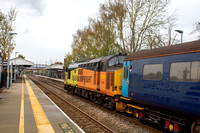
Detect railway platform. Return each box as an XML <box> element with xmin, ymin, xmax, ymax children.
<box><xmin>0</xmin><ymin>75</ymin><xmax>84</xmax><ymax>133</ymax></box>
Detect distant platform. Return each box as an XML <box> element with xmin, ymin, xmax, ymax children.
<box><xmin>0</xmin><ymin>76</ymin><xmax>84</xmax><ymax>133</ymax></box>
<box><xmin>36</xmin><ymin>75</ymin><xmax>64</xmax><ymax>82</ymax></box>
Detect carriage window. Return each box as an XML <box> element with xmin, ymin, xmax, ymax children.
<box><xmin>124</xmin><ymin>66</ymin><xmax>129</xmax><ymax>79</ymax></box>
<box><xmin>143</xmin><ymin>64</ymin><xmax>163</xmax><ymax>80</ymax></box>
<box><xmin>170</xmin><ymin>61</ymin><xmax>200</xmax><ymax>82</ymax></box>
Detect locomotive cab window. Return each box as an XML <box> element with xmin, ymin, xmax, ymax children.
<box><xmin>108</xmin><ymin>57</ymin><xmax>118</xmax><ymax>66</ymax></box>
<box><xmin>100</xmin><ymin>62</ymin><xmax>106</xmax><ymax>71</ymax></box>
<box><xmin>68</xmin><ymin>70</ymin><xmax>71</xmax><ymax>79</ymax></box>
<box><xmin>108</xmin><ymin>55</ymin><xmax>125</xmax><ymax>67</ymax></box>
<box><xmin>143</xmin><ymin>64</ymin><xmax>163</xmax><ymax>80</ymax></box>
<box><xmin>170</xmin><ymin>61</ymin><xmax>200</xmax><ymax>82</ymax></box>
<box><xmin>124</xmin><ymin>66</ymin><xmax>129</xmax><ymax>79</ymax></box>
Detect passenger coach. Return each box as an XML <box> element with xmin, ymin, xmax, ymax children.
<box><xmin>117</xmin><ymin>40</ymin><xmax>200</xmax><ymax>132</ymax></box>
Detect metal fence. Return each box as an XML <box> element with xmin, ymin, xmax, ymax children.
<box><xmin>0</xmin><ymin>71</ymin><xmax>7</xmax><ymax>92</ymax></box>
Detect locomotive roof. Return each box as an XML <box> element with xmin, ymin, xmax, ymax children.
<box><xmin>87</xmin><ymin>56</ymin><xmax>104</xmax><ymax>63</ymax></box>
<box><xmin>79</xmin><ymin>53</ymin><xmax>125</xmax><ymax>65</ymax></box>
<box><xmin>68</xmin><ymin>58</ymin><xmax>92</xmax><ymax>69</ymax></box>
<box><xmin>124</xmin><ymin>40</ymin><xmax>200</xmax><ymax>61</ymax></box>
<box><xmin>68</xmin><ymin>62</ymin><xmax>80</xmax><ymax>69</ymax></box>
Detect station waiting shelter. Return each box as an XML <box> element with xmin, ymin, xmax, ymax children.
<box><xmin>10</xmin><ymin>57</ymin><xmax>34</xmax><ymax>78</ymax></box>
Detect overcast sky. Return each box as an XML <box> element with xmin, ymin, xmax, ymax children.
<box><xmin>0</xmin><ymin>0</ymin><xmax>200</xmax><ymax>64</ymax></box>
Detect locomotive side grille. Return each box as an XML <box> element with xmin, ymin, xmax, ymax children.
<box><xmin>93</xmin><ymin>73</ymin><xmax>96</xmax><ymax>85</ymax></box>
<box><xmin>79</xmin><ymin>69</ymin><xmax>83</xmax><ymax>75</ymax></box>
<box><xmin>106</xmin><ymin>72</ymin><xmax>114</xmax><ymax>90</ymax></box>
<box><xmin>111</xmin><ymin>73</ymin><xmax>114</xmax><ymax>86</ymax></box>
<box><xmin>106</xmin><ymin>72</ymin><xmax>110</xmax><ymax>89</ymax></box>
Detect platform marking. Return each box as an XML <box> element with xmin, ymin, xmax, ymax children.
<box><xmin>59</xmin><ymin>123</ymin><xmax>76</xmax><ymax>133</ymax></box>
<box><xmin>25</xmin><ymin>76</ymin><xmax>55</xmax><ymax>133</ymax></box>
<box><xmin>19</xmin><ymin>77</ymin><xmax>24</xmax><ymax>133</ymax></box>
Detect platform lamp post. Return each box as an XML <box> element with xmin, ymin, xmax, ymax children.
<box><xmin>6</xmin><ymin>33</ymin><xmax>17</xmax><ymax>88</ymax></box>
<box><xmin>14</xmin><ymin>52</ymin><xmax>18</xmax><ymax>81</ymax></box>
<box><xmin>175</xmin><ymin>30</ymin><xmax>183</xmax><ymax>43</ymax></box>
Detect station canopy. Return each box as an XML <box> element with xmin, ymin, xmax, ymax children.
<box><xmin>10</xmin><ymin>57</ymin><xmax>34</xmax><ymax>68</ymax></box>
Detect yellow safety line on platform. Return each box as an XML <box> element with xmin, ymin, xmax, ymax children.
<box><xmin>25</xmin><ymin>76</ymin><xmax>55</xmax><ymax>133</ymax></box>
<box><xmin>19</xmin><ymin>76</ymin><xmax>24</xmax><ymax>133</ymax></box>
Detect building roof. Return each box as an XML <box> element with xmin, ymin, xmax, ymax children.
<box><xmin>10</xmin><ymin>57</ymin><xmax>34</xmax><ymax>66</ymax></box>
<box><xmin>45</xmin><ymin>64</ymin><xmax>64</xmax><ymax>70</ymax></box>
<box><xmin>124</xmin><ymin>40</ymin><xmax>200</xmax><ymax>61</ymax></box>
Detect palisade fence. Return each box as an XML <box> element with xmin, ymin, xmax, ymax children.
<box><xmin>0</xmin><ymin>71</ymin><xmax>7</xmax><ymax>92</ymax></box>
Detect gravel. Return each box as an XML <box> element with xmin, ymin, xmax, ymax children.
<box><xmin>59</xmin><ymin>91</ymin><xmax>152</xmax><ymax>133</ymax></box>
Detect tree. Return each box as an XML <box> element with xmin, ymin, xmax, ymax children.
<box><xmin>191</xmin><ymin>22</ymin><xmax>200</xmax><ymax>39</ymax></box>
<box><xmin>122</xmin><ymin>0</ymin><xmax>176</xmax><ymax>52</ymax></box>
<box><xmin>100</xmin><ymin>0</ymin><xmax>127</xmax><ymax>52</ymax></box>
<box><xmin>18</xmin><ymin>54</ymin><xmax>25</xmax><ymax>59</ymax></box>
<box><xmin>69</xmin><ymin>0</ymin><xmax>176</xmax><ymax>62</ymax></box>
<box><xmin>64</xmin><ymin>52</ymin><xmax>73</xmax><ymax>68</ymax></box>
<box><xmin>0</xmin><ymin>12</ymin><xmax>4</xmax><ymax>22</ymax></box>
<box><xmin>0</xmin><ymin>8</ymin><xmax>17</xmax><ymax>70</ymax></box>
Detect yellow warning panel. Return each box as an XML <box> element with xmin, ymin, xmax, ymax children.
<box><xmin>25</xmin><ymin>76</ymin><xmax>55</xmax><ymax>133</ymax></box>
<box><xmin>59</xmin><ymin>123</ymin><xmax>76</xmax><ymax>133</ymax></box>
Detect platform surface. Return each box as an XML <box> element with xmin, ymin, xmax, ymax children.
<box><xmin>0</xmin><ymin>76</ymin><xmax>84</xmax><ymax>133</ymax></box>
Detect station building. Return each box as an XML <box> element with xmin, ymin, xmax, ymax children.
<box><xmin>45</xmin><ymin>64</ymin><xmax>64</xmax><ymax>79</ymax></box>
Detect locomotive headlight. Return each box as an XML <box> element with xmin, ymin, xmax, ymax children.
<box><xmin>136</xmin><ymin>113</ymin><xmax>139</xmax><ymax>118</ymax></box>
<box><xmin>169</xmin><ymin>124</ymin><xmax>173</xmax><ymax>131</ymax></box>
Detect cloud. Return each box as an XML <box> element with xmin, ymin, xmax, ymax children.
<box><xmin>17</xmin><ymin>0</ymin><xmax>45</xmax><ymax>15</ymax></box>
<box><xmin>22</xmin><ymin>29</ymin><xmax>30</xmax><ymax>33</ymax></box>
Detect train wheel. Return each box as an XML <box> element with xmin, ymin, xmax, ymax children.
<box><xmin>191</xmin><ymin>121</ymin><xmax>200</xmax><ymax>133</ymax></box>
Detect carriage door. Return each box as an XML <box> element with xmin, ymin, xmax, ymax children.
<box><xmin>122</xmin><ymin>61</ymin><xmax>130</xmax><ymax>97</ymax></box>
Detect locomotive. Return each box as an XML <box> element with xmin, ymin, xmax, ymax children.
<box><xmin>64</xmin><ymin>54</ymin><xmax>126</xmax><ymax>109</ymax></box>
<box><xmin>64</xmin><ymin>40</ymin><xmax>200</xmax><ymax>133</ymax></box>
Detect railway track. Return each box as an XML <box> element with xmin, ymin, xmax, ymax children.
<box><xmin>29</xmin><ymin>76</ymin><xmax>114</xmax><ymax>133</ymax></box>
<box><xmin>29</xmin><ymin>75</ymin><xmax>163</xmax><ymax>133</ymax></box>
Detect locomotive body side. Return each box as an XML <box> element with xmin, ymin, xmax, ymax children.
<box><xmin>77</xmin><ymin>63</ymin><xmax>116</xmax><ymax>97</ymax></box>
<box><xmin>77</xmin><ymin>67</ymin><xmax>98</xmax><ymax>93</ymax></box>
